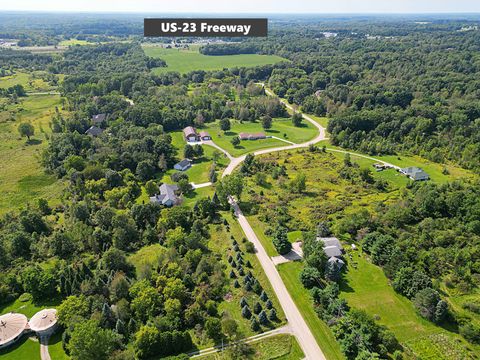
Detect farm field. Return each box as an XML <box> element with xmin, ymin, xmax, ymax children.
<box><xmin>196</xmin><ymin>334</ymin><xmax>304</xmax><ymax>360</ymax></box>
<box><xmin>340</xmin><ymin>250</ymin><xmax>477</xmax><ymax>359</ymax></box>
<box><xmin>277</xmin><ymin>262</ymin><xmax>345</xmax><ymax>360</ymax></box>
<box><xmin>143</xmin><ymin>45</ymin><xmax>286</xmax><ymax>74</ymax></box>
<box><xmin>0</xmin><ymin>94</ymin><xmax>65</xmax><ymax>214</ymax></box>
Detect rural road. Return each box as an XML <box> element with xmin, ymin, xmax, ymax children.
<box><xmin>229</xmin><ymin>196</ymin><xmax>326</xmax><ymax>360</ymax></box>
<box><xmin>190</xmin><ymin>325</ymin><xmax>291</xmax><ymax>358</ymax></box>
<box><xmin>39</xmin><ymin>336</ymin><xmax>51</xmax><ymax>360</ymax></box>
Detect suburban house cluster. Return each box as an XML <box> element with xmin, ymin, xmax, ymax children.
<box><xmin>183</xmin><ymin>126</ymin><xmax>211</xmax><ymax>142</ymax></box>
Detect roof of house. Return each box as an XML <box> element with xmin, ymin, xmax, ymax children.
<box><xmin>327</xmin><ymin>256</ymin><xmax>345</xmax><ymax>267</ymax></box>
<box><xmin>175</xmin><ymin>159</ymin><xmax>192</xmax><ymax>168</ymax></box>
<box><xmin>320</xmin><ymin>237</ymin><xmax>343</xmax><ymax>250</ymax></box>
<box><xmin>150</xmin><ymin>183</ymin><xmax>179</xmax><ymax>205</ymax></box>
<box><xmin>324</xmin><ymin>245</ymin><xmax>343</xmax><ymax>258</ymax></box>
<box><xmin>91</xmin><ymin>113</ymin><xmax>106</xmax><ymax>124</ymax></box>
<box><xmin>401</xmin><ymin>167</ymin><xmax>429</xmax><ymax>180</ymax></box>
<box><xmin>239</xmin><ymin>132</ymin><xmax>266</xmax><ymax>139</ymax></box>
<box><xmin>28</xmin><ymin>309</ymin><xmax>57</xmax><ymax>332</ymax></box>
<box><xmin>85</xmin><ymin>126</ymin><xmax>104</xmax><ymax>137</ymax></box>
<box><xmin>183</xmin><ymin>126</ymin><xmax>197</xmax><ymax>138</ymax></box>
<box><xmin>199</xmin><ymin>131</ymin><xmax>210</xmax><ymax>138</ymax></box>
<box><xmin>0</xmin><ymin>313</ymin><xmax>28</xmax><ymax>346</ymax></box>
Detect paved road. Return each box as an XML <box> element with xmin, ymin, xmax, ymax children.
<box><xmin>39</xmin><ymin>336</ymin><xmax>51</xmax><ymax>360</ymax></box>
<box><xmin>190</xmin><ymin>325</ymin><xmax>291</xmax><ymax>358</ymax></box>
<box><xmin>222</xmin><ymin>87</ymin><xmax>327</xmax><ymax>177</ymax></box>
<box><xmin>229</xmin><ymin>197</ymin><xmax>326</xmax><ymax>360</ymax></box>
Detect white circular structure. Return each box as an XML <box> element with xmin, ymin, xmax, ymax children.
<box><xmin>0</xmin><ymin>312</ymin><xmax>28</xmax><ymax>349</ymax></box>
<box><xmin>29</xmin><ymin>309</ymin><xmax>58</xmax><ymax>336</ymax></box>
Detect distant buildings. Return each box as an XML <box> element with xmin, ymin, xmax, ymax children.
<box><xmin>174</xmin><ymin>159</ymin><xmax>192</xmax><ymax>171</ymax></box>
<box><xmin>239</xmin><ymin>132</ymin><xmax>266</xmax><ymax>141</ymax></box>
<box><xmin>400</xmin><ymin>167</ymin><xmax>429</xmax><ymax>181</ymax></box>
<box><xmin>149</xmin><ymin>183</ymin><xmax>180</xmax><ymax>207</ymax></box>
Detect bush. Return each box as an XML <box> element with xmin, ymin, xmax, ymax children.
<box><xmin>245</xmin><ymin>242</ymin><xmax>255</xmax><ymax>253</ymax></box>
<box><xmin>241</xmin><ymin>305</ymin><xmax>252</xmax><ymax>319</ymax></box>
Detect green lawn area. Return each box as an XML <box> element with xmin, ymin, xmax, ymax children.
<box><xmin>196</xmin><ymin>334</ymin><xmax>304</xmax><ymax>360</ymax></box>
<box><xmin>0</xmin><ymin>296</ymin><xmax>61</xmax><ymax>318</ymax></box>
<box><xmin>204</xmin><ymin>118</ymin><xmax>317</xmax><ymax>157</ymax></box>
<box><xmin>58</xmin><ymin>39</ymin><xmax>92</xmax><ymax>46</ymax></box>
<box><xmin>0</xmin><ymin>94</ymin><xmax>65</xmax><ymax>214</ymax></box>
<box><xmin>143</xmin><ymin>45</ymin><xmax>286</xmax><ymax>74</ymax></box>
<box><xmin>0</xmin><ymin>71</ymin><xmax>54</xmax><ymax>92</ymax></box>
<box><xmin>0</xmin><ymin>336</ymin><xmax>41</xmax><ymax>360</ymax></box>
<box><xmin>48</xmin><ymin>332</ymin><xmax>70</xmax><ymax>360</ymax></box>
<box><xmin>340</xmin><ymin>250</ymin><xmax>476</xmax><ymax>359</ymax></box>
<box><xmin>128</xmin><ymin>243</ymin><xmax>166</xmax><ymax>276</ymax></box>
<box><xmin>277</xmin><ymin>262</ymin><xmax>345</xmax><ymax>360</ymax></box>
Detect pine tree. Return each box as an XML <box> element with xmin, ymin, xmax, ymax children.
<box><xmin>234</xmin><ymin>279</ymin><xmax>240</xmax><ymax>288</ymax></box>
<box><xmin>229</xmin><ymin>270</ymin><xmax>236</xmax><ymax>279</ymax></box>
<box><xmin>238</xmin><ymin>267</ymin><xmax>245</xmax><ymax>276</ymax></box>
<box><xmin>250</xmin><ymin>317</ymin><xmax>260</xmax><ymax>331</ymax></box>
<box><xmin>265</xmin><ymin>299</ymin><xmax>273</xmax><ymax>309</ymax></box>
<box><xmin>260</xmin><ymin>290</ymin><xmax>268</xmax><ymax>302</ymax></box>
<box><xmin>253</xmin><ymin>302</ymin><xmax>262</xmax><ymax>315</ymax></box>
<box><xmin>240</xmin><ymin>297</ymin><xmax>248</xmax><ymax>308</ymax></box>
<box><xmin>258</xmin><ymin>310</ymin><xmax>268</xmax><ymax>325</ymax></box>
<box><xmin>268</xmin><ymin>308</ymin><xmax>277</xmax><ymax>321</ymax></box>
<box><xmin>242</xmin><ymin>305</ymin><xmax>252</xmax><ymax>319</ymax></box>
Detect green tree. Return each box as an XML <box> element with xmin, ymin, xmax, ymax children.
<box><xmin>205</xmin><ymin>317</ymin><xmax>222</xmax><ymax>340</ymax></box>
<box><xmin>289</xmin><ymin>173</ymin><xmax>306</xmax><ymax>193</ymax></box>
<box><xmin>291</xmin><ymin>112</ymin><xmax>303</xmax><ymax>127</ymax></box>
<box><xmin>272</xmin><ymin>226</ymin><xmax>291</xmax><ymax>255</ymax></box>
<box><xmin>145</xmin><ymin>180</ymin><xmax>158</xmax><ymax>196</ymax></box>
<box><xmin>18</xmin><ymin>122</ymin><xmax>34</xmax><ymax>140</ymax></box>
<box><xmin>261</xmin><ymin>115</ymin><xmax>272</xmax><ymax>130</ymax></box>
<box><xmin>231</xmin><ymin>136</ymin><xmax>240</xmax><ymax>147</ymax></box>
<box><xmin>220</xmin><ymin>118</ymin><xmax>231</xmax><ymax>131</ymax></box>
<box><xmin>57</xmin><ymin>295</ymin><xmax>90</xmax><ymax>326</ymax></box>
<box><xmin>68</xmin><ymin>320</ymin><xmax>119</xmax><ymax>360</ymax></box>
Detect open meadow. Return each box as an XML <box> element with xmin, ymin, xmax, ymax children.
<box><xmin>143</xmin><ymin>45</ymin><xmax>286</xmax><ymax>74</ymax></box>
<box><xmin>0</xmin><ymin>94</ymin><xmax>65</xmax><ymax>214</ymax></box>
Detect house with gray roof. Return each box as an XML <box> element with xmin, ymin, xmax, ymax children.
<box><xmin>149</xmin><ymin>183</ymin><xmax>180</xmax><ymax>207</ymax></box>
<box><xmin>85</xmin><ymin>126</ymin><xmax>104</xmax><ymax>137</ymax></box>
<box><xmin>318</xmin><ymin>236</ymin><xmax>344</xmax><ymax>262</ymax></box>
<box><xmin>174</xmin><ymin>159</ymin><xmax>192</xmax><ymax>171</ymax></box>
<box><xmin>91</xmin><ymin>113</ymin><xmax>107</xmax><ymax>125</ymax></box>
<box><xmin>400</xmin><ymin>167</ymin><xmax>429</xmax><ymax>181</ymax></box>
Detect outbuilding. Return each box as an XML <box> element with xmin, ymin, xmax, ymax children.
<box><xmin>0</xmin><ymin>313</ymin><xmax>28</xmax><ymax>349</ymax></box>
<box><xmin>29</xmin><ymin>309</ymin><xmax>58</xmax><ymax>337</ymax></box>
<box><xmin>199</xmin><ymin>131</ymin><xmax>211</xmax><ymax>140</ymax></box>
<box><xmin>174</xmin><ymin>159</ymin><xmax>192</xmax><ymax>171</ymax></box>
<box><xmin>183</xmin><ymin>126</ymin><xmax>199</xmax><ymax>142</ymax></box>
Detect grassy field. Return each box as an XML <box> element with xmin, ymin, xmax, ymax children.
<box><xmin>340</xmin><ymin>250</ymin><xmax>477</xmax><ymax>359</ymax></box>
<box><xmin>0</xmin><ymin>71</ymin><xmax>55</xmax><ymax>92</ymax></box>
<box><xmin>0</xmin><ymin>94</ymin><xmax>65</xmax><ymax>214</ymax></box>
<box><xmin>48</xmin><ymin>332</ymin><xmax>70</xmax><ymax>360</ymax></box>
<box><xmin>143</xmin><ymin>45</ymin><xmax>286</xmax><ymax>74</ymax></box>
<box><xmin>277</xmin><ymin>262</ymin><xmax>345</xmax><ymax>360</ymax></box>
<box><xmin>203</xmin><ymin>118</ymin><xmax>317</xmax><ymax>157</ymax></box>
<box><xmin>196</xmin><ymin>334</ymin><xmax>304</xmax><ymax>360</ymax></box>
<box><xmin>58</xmin><ymin>39</ymin><xmax>92</xmax><ymax>46</ymax></box>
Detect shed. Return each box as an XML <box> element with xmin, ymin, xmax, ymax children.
<box><xmin>199</xmin><ymin>131</ymin><xmax>211</xmax><ymax>140</ymax></box>
<box><xmin>174</xmin><ymin>159</ymin><xmax>192</xmax><ymax>171</ymax></box>
<box><xmin>183</xmin><ymin>126</ymin><xmax>199</xmax><ymax>142</ymax></box>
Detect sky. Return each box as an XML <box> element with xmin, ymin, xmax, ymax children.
<box><xmin>1</xmin><ymin>0</ymin><xmax>480</xmax><ymax>14</ymax></box>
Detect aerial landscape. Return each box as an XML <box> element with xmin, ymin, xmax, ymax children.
<box><xmin>0</xmin><ymin>1</ymin><xmax>480</xmax><ymax>360</ymax></box>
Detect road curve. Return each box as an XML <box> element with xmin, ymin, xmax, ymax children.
<box><xmin>229</xmin><ymin>197</ymin><xmax>326</xmax><ymax>360</ymax></box>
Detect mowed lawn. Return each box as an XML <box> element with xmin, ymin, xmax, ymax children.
<box><xmin>143</xmin><ymin>45</ymin><xmax>286</xmax><ymax>74</ymax></box>
<box><xmin>204</xmin><ymin>118</ymin><xmax>318</xmax><ymax>157</ymax></box>
<box><xmin>0</xmin><ymin>336</ymin><xmax>41</xmax><ymax>360</ymax></box>
<box><xmin>340</xmin><ymin>250</ymin><xmax>476</xmax><ymax>359</ymax></box>
<box><xmin>196</xmin><ymin>334</ymin><xmax>304</xmax><ymax>360</ymax></box>
<box><xmin>277</xmin><ymin>262</ymin><xmax>345</xmax><ymax>360</ymax></box>
<box><xmin>0</xmin><ymin>94</ymin><xmax>65</xmax><ymax>214</ymax></box>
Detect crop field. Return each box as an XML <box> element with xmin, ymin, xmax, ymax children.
<box><xmin>0</xmin><ymin>94</ymin><xmax>65</xmax><ymax>214</ymax></box>
<box><xmin>143</xmin><ymin>45</ymin><xmax>286</xmax><ymax>74</ymax></box>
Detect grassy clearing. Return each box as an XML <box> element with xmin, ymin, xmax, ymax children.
<box><xmin>0</xmin><ymin>296</ymin><xmax>61</xmax><ymax>318</ymax></box>
<box><xmin>204</xmin><ymin>118</ymin><xmax>317</xmax><ymax>157</ymax></box>
<box><xmin>340</xmin><ymin>250</ymin><xmax>476</xmax><ymax>359</ymax></box>
<box><xmin>128</xmin><ymin>244</ymin><xmax>166</xmax><ymax>275</ymax></box>
<box><xmin>208</xmin><ymin>212</ymin><xmax>286</xmax><ymax>341</ymax></box>
<box><xmin>196</xmin><ymin>334</ymin><xmax>304</xmax><ymax>360</ymax></box>
<box><xmin>58</xmin><ymin>39</ymin><xmax>92</xmax><ymax>46</ymax></box>
<box><xmin>277</xmin><ymin>262</ymin><xmax>345</xmax><ymax>360</ymax></box>
<box><xmin>0</xmin><ymin>71</ymin><xmax>55</xmax><ymax>92</ymax></box>
<box><xmin>143</xmin><ymin>45</ymin><xmax>286</xmax><ymax>74</ymax></box>
<box><xmin>0</xmin><ymin>336</ymin><xmax>41</xmax><ymax>360</ymax></box>
<box><xmin>0</xmin><ymin>94</ymin><xmax>65</xmax><ymax>214</ymax></box>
